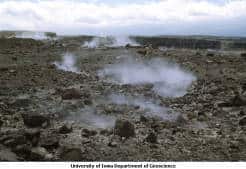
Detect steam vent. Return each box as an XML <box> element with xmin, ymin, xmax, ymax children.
<box><xmin>1</xmin><ymin>0</ymin><xmax>246</xmax><ymax>164</ymax></box>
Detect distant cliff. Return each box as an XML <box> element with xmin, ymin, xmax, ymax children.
<box><xmin>132</xmin><ymin>36</ymin><xmax>246</xmax><ymax>50</ymax></box>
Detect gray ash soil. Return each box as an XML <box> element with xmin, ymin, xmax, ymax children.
<box><xmin>0</xmin><ymin>37</ymin><xmax>246</xmax><ymax>161</ymax></box>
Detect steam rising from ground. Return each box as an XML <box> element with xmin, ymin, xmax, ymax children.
<box><xmin>99</xmin><ymin>57</ymin><xmax>196</xmax><ymax>97</ymax></box>
<box><xmin>66</xmin><ymin>106</ymin><xmax>116</xmax><ymax>128</ymax></box>
<box><xmin>108</xmin><ymin>94</ymin><xmax>178</xmax><ymax>120</ymax></box>
<box><xmin>54</xmin><ymin>53</ymin><xmax>79</xmax><ymax>73</ymax></box>
<box><xmin>83</xmin><ymin>36</ymin><xmax>139</xmax><ymax>48</ymax></box>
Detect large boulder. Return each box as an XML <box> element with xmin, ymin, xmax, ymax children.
<box><xmin>114</xmin><ymin>119</ymin><xmax>135</xmax><ymax>138</ymax></box>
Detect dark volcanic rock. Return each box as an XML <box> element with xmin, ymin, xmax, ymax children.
<box><xmin>0</xmin><ymin>146</ymin><xmax>18</xmax><ymax>161</ymax></box>
<box><xmin>24</xmin><ymin>128</ymin><xmax>41</xmax><ymax>146</ymax></box>
<box><xmin>108</xmin><ymin>141</ymin><xmax>117</xmax><ymax>147</ymax></box>
<box><xmin>145</xmin><ymin>132</ymin><xmax>158</xmax><ymax>143</ymax></box>
<box><xmin>58</xmin><ymin>124</ymin><xmax>73</xmax><ymax>134</ymax></box>
<box><xmin>176</xmin><ymin>114</ymin><xmax>187</xmax><ymax>125</ymax></box>
<box><xmin>231</xmin><ymin>95</ymin><xmax>246</xmax><ymax>107</ymax></box>
<box><xmin>0</xmin><ymin>130</ymin><xmax>26</xmax><ymax>147</ymax></box>
<box><xmin>62</xmin><ymin>88</ymin><xmax>81</xmax><ymax>100</ymax></box>
<box><xmin>9</xmin><ymin>97</ymin><xmax>30</xmax><ymax>108</ymax></box>
<box><xmin>30</xmin><ymin>147</ymin><xmax>52</xmax><ymax>161</ymax></box>
<box><xmin>241</xmin><ymin>52</ymin><xmax>246</xmax><ymax>59</ymax></box>
<box><xmin>239</xmin><ymin>116</ymin><xmax>246</xmax><ymax>126</ymax></box>
<box><xmin>40</xmin><ymin>131</ymin><xmax>59</xmax><ymax>149</ymax></box>
<box><xmin>140</xmin><ymin>115</ymin><xmax>149</xmax><ymax>123</ymax></box>
<box><xmin>22</xmin><ymin>113</ymin><xmax>49</xmax><ymax>128</ymax></box>
<box><xmin>59</xmin><ymin>147</ymin><xmax>82</xmax><ymax>161</ymax></box>
<box><xmin>0</xmin><ymin>119</ymin><xmax>3</xmax><ymax>128</ymax></box>
<box><xmin>81</xmin><ymin>128</ymin><xmax>97</xmax><ymax>138</ymax></box>
<box><xmin>114</xmin><ymin>119</ymin><xmax>135</xmax><ymax>138</ymax></box>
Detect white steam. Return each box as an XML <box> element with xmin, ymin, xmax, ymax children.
<box><xmin>54</xmin><ymin>53</ymin><xmax>79</xmax><ymax>73</ymax></box>
<box><xmin>99</xmin><ymin>58</ymin><xmax>196</xmax><ymax>97</ymax></box>
<box><xmin>68</xmin><ymin>107</ymin><xmax>116</xmax><ymax>128</ymax></box>
<box><xmin>108</xmin><ymin>94</ymin><xmax>178</xmax><ymax>120</ymax></box>
<box><xmin>83</xmin><ymin>35</ymin><xmax>139</xmax><ymax>48</ymax></box>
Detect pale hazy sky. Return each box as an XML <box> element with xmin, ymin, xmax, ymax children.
<box><xmin>0</xmin><ymin>0</ymin><xmax>246</xmax><ymax>36</ymax></box>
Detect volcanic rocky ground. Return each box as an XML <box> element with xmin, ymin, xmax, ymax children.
<box><xmin>0</xmin><ymin>36</ymin><xmax>246</xmax><ymax>161</ymax></box>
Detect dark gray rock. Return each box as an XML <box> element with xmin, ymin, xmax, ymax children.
<box><xmin>30</xmin><ymin>147</ymin><xmax>51</xmax><ymax>161</ymax></box>
<box><xmin>0</xmin><ymin>130</ymin><xmax>26</xmax><ymax>147</ymax></box>
<box><xmin>145</xmin><ymin>132</ymin><xmax>158</xmax><ymax>143</ymax></box>
<box><xmin>81</xmin><ymin>128</ymin><xmax>97</xmax><ymax>138</ymax></box>
<box><xmin>0</xmin><ymin>147</ymin><xmax>18</xmax><ymax>161</ymax></box>
<box><xmin>108</xmin><ymin>141</ymin><xmax>117</xmax><ymax>147</ymax></box>
<box><xmin>239</xmin><ymin>116</ymin><xmax>246</xmax><ymax>126</ymax></box>
<box><xmin>114</xmin><ymin>119</ymin><xmax>135</xmax><ymax>138</ymax></box>
<box><xmin>0</xmin><ymin>119</ymin><xmax>3</xmax><ymax>128</ymax></box>
<box><xmin>58</xmin><ymin>124</ymin><xmax>72</xmax><ymax>134</ymax></box>
<box><xmin>231</xmin><ymin>95</ymin><xmax>246</xmax><ymax>107</ymax></box>
<box><xmin>62</xmin><ymin>88</ymin><xmax>81</xmax><ymax>100</ymax></box>
<box><xmin>22</xmin><ymin>113</ymin><xmax>49</xmax><ymax>128</ymax></box>
<box><xmin>40</xmin><ymin>131</ymin><xmax>59</xmax><ymax>149</ymax></box>
<box><xmin>59</xmin><ymin>147</ymin><xmax>82</xmax><ymax>161</ymax></box>
<box><xmin>9</xmin><ymin>98</ymin><xmax>30</xmax><ymax>108</ymax></box>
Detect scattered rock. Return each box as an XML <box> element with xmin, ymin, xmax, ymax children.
<box><xmin>62</xmin><ymin>88</ymin><xmax>81</xmax><ymax>100</ymax></box>
<box><xmin>59</xmin><ymin>147</ymin><xmax>82</xmax><ymax>161</ymax></box>
<box><xmin>175</xmin><ymin>114</ymin><xmax>187</xmax><ymax>124</ymax></box>
<box><xmin>0</xmin><ymin>147</ymin><xmax>18</xmax><ymax>161</ymax></box>
<box><xmin>137</xmin><ymin>49</ymin><xmax>147</xmax><ymax>55</ymax></box>
<box><xmin>0</xmin><ymin>130</ymin><xmax>26</xmax><ymax>147</ymax></box>
<box><xmin>0</xmin><ymin>66</ymin><xmax>9</xmax><ymax>72</ymax></box>
<box><xmin>9</xmin><ymin>69</ymin><xmax>16</xmax><ymax>73</ymax></box>
<box><xmin>108</xmin><ymin>141</ymin><xmax>117</xmax><ymax>147</ymax></box>
<box><xmin>24</xmin><ymin>128</ymin><xmax>40</xmax><ymax>139</ymax></box>
<box><xmin>140</xmin><ymin>115</ymin><xmax>148</xmax><ymax>123</ymax></box>
<box><xmin>114</xmin><ymin>119</ymin><xmax>135</xmax><ymax>138</ymax></box>
<box><xmin>0</xmin><ymin>119</ymin><xmax>3</xmax><ymax>128</ymax></box>
<box><xmin>125</xmin><ymin>43</ymin><xmax>131</xmax><ymax>48</ymax></box>
<box><xmin>241</xmin><ymin>52</ymin><xmax>246</xmax><ymax>59</ymax></box>
<box><xmin>239</xmin><ymin>116</ymin><xmax>246</xmax><ymax>126</ymax></box>
<box><xmin>239</xmin><ymin>110</ymin><xmax>245</xmax><ymax>117</ymax></box>
<box><xmin>9</xmin><ymin>97</ymin><xmax>30</xmax><ymax>108</ymax></box>
<box><xmin>58</xmin><ymin>124</ymin><xmax>73</xmax><ymax>134</ymax></box>
<box><xmin>206</xmin><ymin>52</ymin><xmax>214</xmax><ymax>57</ymax></box>
<box><xmin>22</xmin><ymin>113</ymin><xmax>49</xmax><ymax>128</ymax></box>
<box><xmin>81</xmin><ymin>128</ymin><xmax>97</xmax><ymax>138</ymax></box>
<box><xmin>24</xmin><ymin>128</ymin><xmax>41</xmax><ymax>146</ymax></box>
<box><xmin>30</xmin><ymin>147</ymin><xmax>51</xmax><ymax>161</ymax></box>
<box><xmin>100</xmin><ymin>129</ymin><xmax>113</xmax><ymax>136</ymax></box>
<box><xmin>83</xmin><ymin>99</ymin><xmax>92</xmax><ymax>105</ymax></box>
<box><xmin>12</xmin><ymin>56</ymin><xmax>17</xmax><ymax>61</ymax></box>
<box><xmin>231</xmin><ymin>95</ymin><xmax>246</xmax><ymax>107</ymax></box>
<box><xmin>40</xmin><ymin>131</ymin><xmax>59</xmax><ymax>149</ymax></box>
<box><xmin>145</xmin><ymin>132</ymin><xmax>158</xmax><ymax>143</ymax></box>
